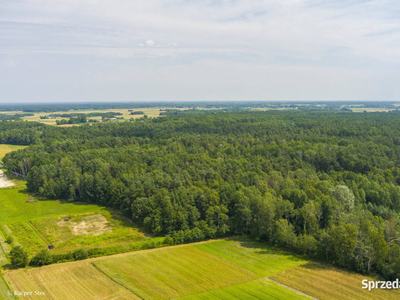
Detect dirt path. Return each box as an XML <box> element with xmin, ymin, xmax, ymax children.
<box><xmin>0</xmin><ymin>169</ymin><xmax>14</xmax><ymax>188</ymax></box>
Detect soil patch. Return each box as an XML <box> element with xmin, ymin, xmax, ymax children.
<box><xmin>0</xmin><ymin>169</ymin><xmax>14</xmax><ymax>188</ymax></box>
<box><xmin>57</xmin><ymin>214</ymin><xmax>112</xmax><ymax>236</ymax></box>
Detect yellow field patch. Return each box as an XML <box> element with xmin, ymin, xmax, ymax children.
<box><xmin>21</xmin><ymin>108</ymin><xmax>182</xmax><ymax>124</ymax></box>
<box><xmin>93</xmin><ymin>246</ymin><xmax>256</xmax><ymax>300</ymax></box>
<box><xmin>0</xmin><ymin>144</ymin><xmax>27</xmax><ymax>160</ymax></box>
<box><xmin>6</xmin><ymin>263</ymin><xmax>136</xmax><ymax>300</ymax></box>
<box><xmin>271</xmin><ymin>262</ymin><xmax>400</xmax><ymax>300</ymax></box>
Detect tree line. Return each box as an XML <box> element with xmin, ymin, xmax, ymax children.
<box><xmin>3</xmin><ymin>110</ymin><xmax>400</xmax><ymax>279</ymax></box>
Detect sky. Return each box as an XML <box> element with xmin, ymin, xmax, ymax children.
<box><xmin>1</xmin><ymin>0</ymin><xmax>400</xmax><ymax>103</ymax></box>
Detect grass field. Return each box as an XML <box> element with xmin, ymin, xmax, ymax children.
<box><xmin>5</xmin><ymin>239</ymin><xmax>400</xmax><ymax>300</ymax></box>
<box><xmin>0</xmin><ymin>187</ymin><xmax>152</xmax><ymax>258</ymax></box>
<box><xmin>271</xmin><ymin>262</ymin><xmax>400</xmax><ymax>300</ymax></box>
<box><xmin>178</xmin><ymin>278</ymin><xmax>311</xmax><ymax>300</ymax></box>
<box><xmin>196</xmin><ymin>240</ymin><xmax>305</xmax><ymax>276</ymax></box>
<box><xmin>0</xmin><ymin>144</ymin><xmax>27</xmax><ymax>161</ymax></box>
<box><xmin>0</xmin><ymin>275</ymin><xmax>15</xmax><ymax>300</ymax></box>
<box><xmin>6</xmin><ymin>263</ymin><xmax>135</xmax><ymax>300</ymax></box>
<box><xmin>27</xmin><ymin>211</ymin><xmax>146</xmax><ymax>254</ymax></box>
<box><xmin>93</xmin><ymin>246</ymin><xmax>257</xmax><ymax>300</ymax></box>
<box><xmin>0</xmin><ymin>187</ymin><xmax>105</xmax><ymax>224</ymax></box>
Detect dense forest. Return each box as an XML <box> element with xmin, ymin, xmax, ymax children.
<box><xmin>3</xmin><ymin>110</ymin><xmax>400</xmax><ymax>279</ymax></box>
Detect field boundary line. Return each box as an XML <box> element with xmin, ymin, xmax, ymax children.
<box><xmin>91</xmin><ymin>261</ymin><xmax>142</xmax><ymax>299</ymax></box>
<box><xmin>268</xmin><ymin>278</ymin><xmax>319</xmax><ymax>300</ymax></box>
<box><xmin>26</xmin><ymin>221</ymin><xmax>50</xmax><ymax>246</ymax></box>
<box><xmin>4</xmin><ymin>238</ymin><xmax>229</xmax><ymax>275</ymax></box>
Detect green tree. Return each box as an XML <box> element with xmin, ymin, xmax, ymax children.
<box><xmin>10</xmin><ymin>246</ymin><xmax>29</xmax><ymax>268</ymax></box>
<box><xmin>30</xmin><ymin>249</ymin><xmax>53</xmax><ymax>266</ymax></box>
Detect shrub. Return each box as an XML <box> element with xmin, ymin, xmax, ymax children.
<box><xmin>163</xmin><ymin>236</ymin><xmax>174</xmax><ymax>246</ymax></box>
<box><xmin>52</xmin><ymin>252</ymin><xmax>74</xmax><ymax>263</ymax></box>
<box><xmin>5</xmin><ymin>235</ymin><xmax>14</xmax><ymax>244</ymax></box>
<box><xmin>10</xmin><ymin>246</ymin><xmax>29</xmax><ymax>268</ymax></box>
<box><xmin>30</xmin><ymin>249</ymin><xmax>53</xmax><ymax>266</ymax></box>
<box><xmin>73</xmin><ymin>249</ymin><xmax>88</xmax><ymax>260</ymax></box>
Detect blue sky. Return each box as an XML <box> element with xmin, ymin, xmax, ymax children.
<box><xmin>1</xmin><ymin>0</ymin><xmax>400</xmax><ymax>102</ymax></box>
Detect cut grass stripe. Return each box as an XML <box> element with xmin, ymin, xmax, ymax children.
<box><xmin>196</xmin><ymin>240</ymin><xmax>306</xmax><ymax>277</ymax></box>
<box><xmin>178</xmin><ymin>279</ymin><xmax>312</xmax><ymax>300</ymax></box>
<box><xmin>93</xmin><ymin>246</ymin><xmax>256</xmax><ymax>300</ymax></box>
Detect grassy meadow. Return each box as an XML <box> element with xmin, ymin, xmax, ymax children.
<box><xmin>0</xmin><ymin>187</ymin><xmax>153</xmax><ymax>257</ymax></box>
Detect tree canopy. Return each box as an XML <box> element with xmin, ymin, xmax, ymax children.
<box><xmin>3</xmin><ymin>110</ymin><xmax>400</xmax><ymax>279</ymax></box>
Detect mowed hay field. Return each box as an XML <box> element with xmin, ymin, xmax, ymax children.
<box><xmin>6</xmin><ymin>263</ymin><xmax>136</xmax><ymax>300</ymax></box>
<box><xmin>92</xmin><ymin>246</ymin><xmax>257</xmax><ymax>299</ymax></box>
<box><xmin>271</xmin><ymin>262</ymin><xmax>400</xmax><ymax>300</ymax></box>
<box><xmin>5</xmin><ymin>240</ymin><xmax>308</xmax><ymax>300</ymax></box>
<box><xmin>178</xmin><ymin>278</ymin><xmax>311</xmax><ymax>300</ymax></box>
<box><xmin>195</xmin><ymin>240</ymin><xmax>304</xmax><ymax>276</ymax></box>
<box><xmin>0</xmin><ymin>144</ymin><xmax>27</xmax><ymax>160</ymax></box>
<box><xmin>5</xmin><ymin>239</ymin><xmax>400</xmax><ymax>299</ymax></box>
<box><xmin>0</xmin><ymin>276</ymin><xmax>14</xmax><ymax>300</ymax></box>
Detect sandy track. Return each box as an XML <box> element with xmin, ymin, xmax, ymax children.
<box><xmin>0</xmin><ymin>169</ymin><xmax>14</xmax><ymax>188</ymax></box>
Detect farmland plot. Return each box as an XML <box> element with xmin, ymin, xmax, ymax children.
<box><xmin>271</xmin><ymin>262</ymin><xmax>400</xmax><ymax>300</ymax></box>
<box><xmin>6</xmin><ymin>263</ymin><xmax>136</xmax><ymax>300</ymax></box>
<box><xmin>93</xmin><ymin>246</ymin><xmax>256</xmax><ymax>300</ymax></box>
<box><xmin>178</xmin><ymin>278</ymin><xmax>312</xmax><ymax>300</ymax></box>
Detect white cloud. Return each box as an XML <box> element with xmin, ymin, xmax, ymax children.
<box><xmin>1</xmin><ymin>60</ymin><xmax>17</xmax><ymax>68</ymax></box>
<box><xmin>144</xmin><ymin>39</ymin><xmax>156</xmax><ymax>47</ymax></box>
<box><xmin>1</xmin><ymin>0</ymin><xmax>400</xmax><ymax>101</ymax></box>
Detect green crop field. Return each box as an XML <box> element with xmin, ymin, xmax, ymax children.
<box><xmin>178</xmin><ymin>278</ymin><xmax>311</xmax><ymax>300</ymax></box>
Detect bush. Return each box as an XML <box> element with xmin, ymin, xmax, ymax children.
<box><xmin>52</xmin><ymin>252</ymin><xmax>74</xmax><ymax>263</ymax></box>
<box><xmin>73</xmin><ymin>249</ymin><xmax>88</xmax><ymax>260</ymax></box>
<box><xmin>163</xmin><ymin>236</ymin><xmax>174</xmax><ymax>246</ymax></box>
<box><xmin>30</xmin><ymin>249</ymin><xmax>53</xmax><ymax>266</ymax></box>
<box><xmin>10</xmin><ymin>246</ymin><xmax>29</xmax><ymax>268</ymax></box>
<box><xmin>5</xmin><ymin>235</ymin><xmax>14</xmax><ymax>244</ymax></box>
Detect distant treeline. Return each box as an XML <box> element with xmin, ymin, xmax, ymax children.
<box><xmin>130</xmin><ymin>111</ymin><xmax>145</xmax><ymax>115</ymax></box>
<box><xmin>41</xmin><ymin>112</ymin><xmax>122</xmax><ymax>119</ymax></box>
<box><xmin>5</xmin><ymin>110</ymin><xmax>400</xmax><ymax>280</ymax></box>
<box><xmin>0</xmin><ymin>113</ymin><xmax>34</xmax><ymax>121</ymax></box>
<box><xmin>0</xmin><ymin>101</ymin><xmax>399</xmax><ymax>113</ymax></box>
